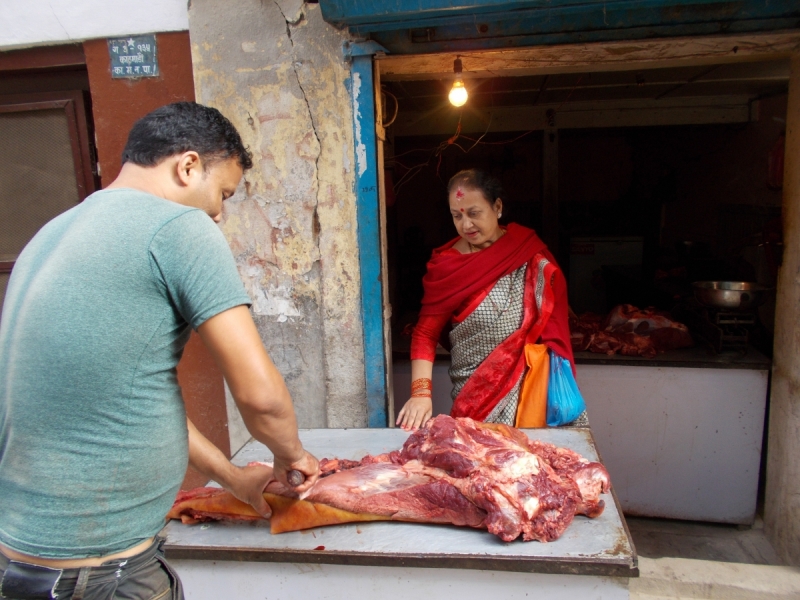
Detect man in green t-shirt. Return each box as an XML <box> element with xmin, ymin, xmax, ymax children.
<box><xmin>0</xmin><ymin>102</ymin><xmax>319</xmax><ymax>600</ymax></box>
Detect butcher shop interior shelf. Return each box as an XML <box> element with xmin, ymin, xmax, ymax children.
<box><xmin>162</xmin><ymin>428</ymin><xmax>637</xmax><ymax>578</ymax></box>
<box><xmin>573</xmin><ymin>344</ymin><xmax>770</xmax><ymax>370</ymax></box>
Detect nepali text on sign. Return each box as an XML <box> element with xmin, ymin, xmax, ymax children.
<box><xmin>108</xmin><ymin>35</ymin><xmax>158</xmax><ymax>79</ymax></box>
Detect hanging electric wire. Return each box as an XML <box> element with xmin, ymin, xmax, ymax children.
<box><xmin>386</xmin><ymin>73</ymin><xmax>586</xmax><ymax>194</ymax></box>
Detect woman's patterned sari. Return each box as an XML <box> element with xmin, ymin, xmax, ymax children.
<box><xmin>449</xmin><ymin>255</ymin><xmax>555</xmax><ymax>423</ymax></box>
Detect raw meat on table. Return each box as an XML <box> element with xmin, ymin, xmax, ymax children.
<box><xmin>169</xmin><ymin>416</ymin><xmax>611</xmax><ymax>543</ymax></box>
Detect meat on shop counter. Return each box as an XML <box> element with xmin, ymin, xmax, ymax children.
<box><xmin>162</xmin><ymin>427</ymin><xmax>637</xmax><ymax>600</ymax></box>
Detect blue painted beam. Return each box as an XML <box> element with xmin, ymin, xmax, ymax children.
<box><xmin>349</xmin><ymin>0</ymin><xmax>798</xmax><ymax>34</ymax></box>
<box><xmin>320</xmin><ymin>0</ymin><xmax>799</xmax><ymax>55</ymax></box>
<box><xmin>350</xmin><ymin>52</ymin><xmax>388</xmax><ymax>428</ymax></box>
<box><xmin>321</xmin><ymin>0</ymin><xmax>798</xmax><ymax>29</ymax></box>
<box><xmin>321</xmin><ymin>0</ymin><xmax>546</xmax><ymax>27</ymax></box>
<box><xmin>372</xmin><ymin>18</ymin><xmax>799</xmax><ymax>55</ymax></box>
<box><xmin>372</xmin><ymin>15</ymin><xmax>799</xmax><ymax>54</ymax></box>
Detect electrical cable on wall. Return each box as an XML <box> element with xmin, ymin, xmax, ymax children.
<box><xmin>386</xmin><ymin>74</ymin><xmax>586</xmax><ymax>194</ymax></box>
<box><xmin>382</xmin><ymin>88</ymin><xmax>399</xmax><ymax>128</ymax></box>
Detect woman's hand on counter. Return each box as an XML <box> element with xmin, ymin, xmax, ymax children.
<box><xmin>397</xmin><ymin>396</ymin><xmax>433</xmax><ymax>431</ymax></box>
<box><xmin>399</xmin><ymin>359</ymin><xmax>435</xmax><ymax>431</ymax></box>
<box><xmin>273</xmin><ymin>449</ymin><xmax>320</xmax><ymax>494</ymax></box>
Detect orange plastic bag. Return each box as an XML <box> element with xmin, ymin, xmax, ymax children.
<box><xmin>515</xmin><ymin>344</ymin><xmax>549</xmax><ymax>428</ymax></box>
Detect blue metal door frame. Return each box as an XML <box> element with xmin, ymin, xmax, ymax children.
<box><xmin>348</xmin><ymin>41</ymin><xmax>390</xmax><ymax>427</ymax></box>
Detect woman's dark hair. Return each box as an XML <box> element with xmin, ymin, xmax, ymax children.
<box><xmin>447</xmin><ymin>169</ymin><xmax>503</xmax><ymax>205</ymax></box>
<box><xmin>121</xmin><ymin>102</ymin><xmax>253</xmax><ymax>170</ymax></box>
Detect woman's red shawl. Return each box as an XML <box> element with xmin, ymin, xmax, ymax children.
<box><xmin>420</xmin><ymin>224</ymin><xmax>574</xmax><ymax>421</ymax></box>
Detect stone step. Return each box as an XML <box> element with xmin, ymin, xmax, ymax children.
<box><xmin>630</xmin><ymin>557</ymin><xmax>800</xmax><ymax>600</ymax></box>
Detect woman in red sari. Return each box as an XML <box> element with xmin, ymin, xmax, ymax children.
<box><xmin>397</xmin><ymin>169</ymin><xmax>585</xmax><ymax>431</ymax></box>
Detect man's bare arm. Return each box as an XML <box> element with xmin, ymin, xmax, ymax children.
<box><xmin>186</xmin><ymin>418</ymin><xmax>274</xmax><ymax>517</ymax></box>
<box><xmin>196</xmin><ymin>305</ymin><xmax>319</xmax><ymax>492</ymax></box>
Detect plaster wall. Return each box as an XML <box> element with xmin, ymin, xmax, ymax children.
<box><xmin>189</xmin><ymin>0</ymin><xmax>367</xmax><ymax>428</ymax></box>
<box><xmin>0</xmin><ymin>0</ymin><xmax>188</xmax><ymax>50</ymax></box>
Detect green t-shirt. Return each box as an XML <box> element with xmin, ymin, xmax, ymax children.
<box><xmin>0</xmin><ymin>189</ymin><xmax>251</xmax><ymax>558</ymax></box>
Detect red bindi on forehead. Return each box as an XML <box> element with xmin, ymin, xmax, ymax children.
<box><xmin>460</xmin><ymin>208</ymin><xmax>465</xmax><ymax>212</ymax></box>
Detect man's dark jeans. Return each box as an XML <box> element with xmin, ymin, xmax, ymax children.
<box><xmin>0</xmin><ymin>537</ymin><xmax>183</xmax><ymax>600</ymax></box>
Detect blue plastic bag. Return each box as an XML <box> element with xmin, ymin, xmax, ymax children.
<box><xmin>546</xmin><ymin>350</ymin><xmax>587</xmax><ymax>427</ymax></box>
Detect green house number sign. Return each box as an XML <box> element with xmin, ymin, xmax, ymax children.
<box><xmin>108</xmin><ymin>35</ymin><xmax>158</xmax><ymax>78</ymax></box>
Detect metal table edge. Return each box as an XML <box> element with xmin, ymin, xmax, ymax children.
<box><xmin>163</xmin><ymin>544</ymin><xmax>638</xmax><ymax>577</ymax></box>
<box><xmin>583</xmin><ymin>427</ymin><xmax>640</xmax><ymax>574</ymax></box>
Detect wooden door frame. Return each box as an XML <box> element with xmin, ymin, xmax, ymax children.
<box><xmin>377</xmin><ymin>31</ymin><xmax>800</xmax><ymax>80</ymax></box>
<box><xmin>373</xmin><ymin>59</ymin><xmax>395</xmax><ymax>425</ymax></box>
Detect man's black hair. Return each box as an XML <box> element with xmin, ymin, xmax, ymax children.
<box><xmin>447</xmin><ymin>169</ymin><xmax>504</xmax><ymax>204</ymax></box>
<box><xmin>121</xmin><ymin>102</ymin><xmax>253</xmax><ymax>171</ymax></box>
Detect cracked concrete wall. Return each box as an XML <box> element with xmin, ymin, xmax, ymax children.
<box><xmin>189</xmin><ymin>0</ymin><xmax>367</xmax><ymax>429</ymax></box>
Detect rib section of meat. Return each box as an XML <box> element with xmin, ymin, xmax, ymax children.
<box><xmin>571</xmin><ymin>304</ymin><xmax>693</xmax><ymax>358</ymax></box>
<box><xmin>168</xmin><ymin>415</ymin><xmax>611</xmax><ymax>543</ymax></box>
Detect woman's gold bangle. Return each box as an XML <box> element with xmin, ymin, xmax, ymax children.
<box><xmin>411</xmin><ymin>377</ymin><xmax>433</xmax><ymax>393</ymax></box>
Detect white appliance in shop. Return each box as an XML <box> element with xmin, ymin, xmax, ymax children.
<box><xmin>568</xmin><ymin>236</ymin><xmax>643</xmax><ymax>314</ymax></box>
<box><xmin>578</xmin><ymin>361</ymin><xmax>768</xmax><ymax>524</ymax></box>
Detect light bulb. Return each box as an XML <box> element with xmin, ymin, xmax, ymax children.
<box><xmin>449</xmin><ymin>78</ymin><xmax>468</xmax><ymax>107</ymax></box>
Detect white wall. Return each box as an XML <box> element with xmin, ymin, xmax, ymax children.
<box><xmin>0</xmin><ymin>0</ymin><xmax>188</xmax><ymax>50</ymax></box>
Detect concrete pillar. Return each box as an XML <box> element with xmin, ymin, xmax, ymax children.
<box><xmin>765</xmin><ymin>51</ymin><xmax>800</xmax><ymax>566</ymax></box>
<box><xmin>188</xmin><ymin>0</ymin><xmax>368</xmax><ymax>428</ymax></box>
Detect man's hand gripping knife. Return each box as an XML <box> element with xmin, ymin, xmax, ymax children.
<box><xmin>187</xmin><ymin>305</ymin><xmax>320</xmax><ymax>516</ymax></box>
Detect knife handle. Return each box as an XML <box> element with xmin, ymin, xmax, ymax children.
<box><xmin>287</xmin><ymin>469</ymin><xmax>305</xmax><ymax>487</ymax></box>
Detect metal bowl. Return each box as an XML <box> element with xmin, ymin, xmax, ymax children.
<box><xmin>692</xmin><ymin>281</ymin><xmax>769</xmax><ymax>310</ymax></box>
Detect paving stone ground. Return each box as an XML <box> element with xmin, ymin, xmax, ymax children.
<box><xmin>626</xmin><ymin>516</ymin><xmax>782</xmax><ymax>565</ymax></box>
<box><xmin>625</xmin><ymin>516</ymin><xmax>800</xmax><ymax>599</ymax></box>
